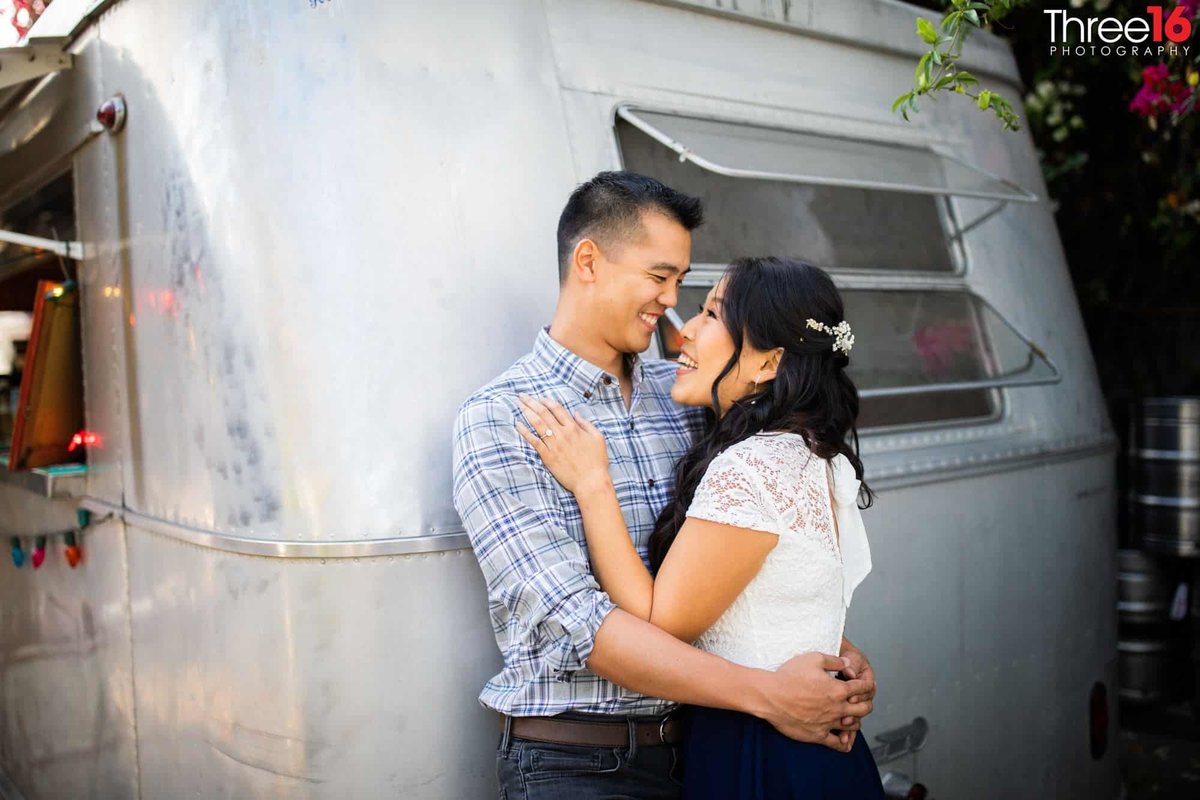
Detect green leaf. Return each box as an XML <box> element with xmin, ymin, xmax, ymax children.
<box><xmin>891</xmin><ymin>93</ymin><xmax>911</xmax><ymax>113</ymax></box>
<box><xmin>917</xmin><ymin>18</ymin><xmax>939</xmax><ymax>44</ymax></box>
<box><xmin>916</xmin><ymin>53</ymin><xmax>932</xmax><ymax>90</ymax></box>
<box><xmin>931</xmin><ymin>49</ymin><xmax>943</xmax><ymax>66</ymax></box>
<box><xmin>955</xmin><ymin>70</ymin><xmax>979</xmax><ymax>86</ymax></box>
<box><xmin>978</xmin><ymin>89</ymin><xmax>992</xmax><ymax>110</ymax></box>
<box><xmin>965</xmin><ymin>9</ymin><xmax>981</xmax><ymax>26</ymax></box>
<box><xmin>991</xmin><ymin>0</ymin><xmax>1016</xmax><ymax>21</ymax></box>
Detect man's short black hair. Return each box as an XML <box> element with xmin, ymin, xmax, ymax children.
<box><xmin>556</xmin><ymin>171</ymin><xmax>704</xmax><ymax>281</ymax></box>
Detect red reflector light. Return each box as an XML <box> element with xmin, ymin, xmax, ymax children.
<box><xmin>95</xmin><ymin>96</ymin><xmax>127</xmax><ymax>133</ymax></box>
<box><xmin>1089</xmin><ymin>681</ymin><xmax>1109</xmax><ymax>759</ymax></box>
<box><xmin>67</xmin><ymin>430</ymin><xmax>103</xmax><ymax>452</ymax></box>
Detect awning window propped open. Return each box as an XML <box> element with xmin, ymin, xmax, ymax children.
<box><xmin>616</xmin><ymin>107</ymin><xmax>1037</xmax><ymax>204</ymax></box>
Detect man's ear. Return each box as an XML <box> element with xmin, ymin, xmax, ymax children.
<box><xmin>572</xmin><ymin>238</ymin><xmax>600</xmax><ymax>284</ymax></box>
<box><xmin>755</xmin><ymin>348</ymin><xmax>785</xmax><ymax>383</ymax></box>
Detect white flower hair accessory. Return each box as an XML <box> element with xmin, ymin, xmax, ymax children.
<box><xmin>805</xmin><ymin>318</ymin><xmax>855</xmax><ymax>355</ymax></box>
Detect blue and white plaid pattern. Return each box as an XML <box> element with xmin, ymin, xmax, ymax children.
<box><xmin>453</xmin><ymin>328</ymin><xmax>705</xmax><ymax>716</ymax></box>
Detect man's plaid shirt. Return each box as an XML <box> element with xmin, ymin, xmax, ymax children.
<box><xmin>452</xmin><ymin>328</ymin><xmax>705</xmax><ymax>716</ymax></box>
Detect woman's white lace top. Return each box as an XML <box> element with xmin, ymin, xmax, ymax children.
<box><xmin>688</xmin><ymin>432</ymin><xmax>872</xmax><ymax>670</ymax></box>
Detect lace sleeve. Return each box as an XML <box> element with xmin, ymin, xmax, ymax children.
<box><xmin>686</xmin><ymin>449</ymin><xmax>779</xmax><ymax>535</ymax></box>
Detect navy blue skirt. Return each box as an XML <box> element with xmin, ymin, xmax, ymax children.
<box><xmin>682</xmin><ymin>706</ymin><xmax>885</xmax><ymax>800</ymax></box>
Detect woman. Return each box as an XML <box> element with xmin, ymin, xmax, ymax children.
<box><xmin>516</xmin><ymin>257</ymin><xmax>883</xmax><ymax>799</ymax></box>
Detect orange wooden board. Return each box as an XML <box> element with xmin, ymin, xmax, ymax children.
<box><xmin>8</xmin><ymin>281</ymin><xmax>84</xmax><ymax>471</ymax></box>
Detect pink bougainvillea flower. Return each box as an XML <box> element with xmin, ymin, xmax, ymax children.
<box><xmin>1179</xmin><ymin>0</ymin><xmax>1200</xmax><ymax>20</ymax></box>
<box><xmin>1143</xmin><ymin>64</ymin><xmax>1171</xmax><ymax>89</ymax></box>
<box><xmin>1130</xmin><ymin>63</ymin><xmax>1194</xmax><ymax>118</ymax></box>
<box><xmin>1130</xmin><ymin>89</ymin><xmax>1155</xmax><ymax>116</ymax></box>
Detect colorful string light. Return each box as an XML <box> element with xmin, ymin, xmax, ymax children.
<box><xmin>30</xmin><ymin>535</ymin><xmax>46</xmax><ymax>569</ymax></box>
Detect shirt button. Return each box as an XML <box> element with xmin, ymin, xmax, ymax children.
<box><xmin>647</xmin><ymin>478</ymin><xmax>656</xmax><ymax>488</ymax></box>
<box><xmin>583</xmin><ymin>391</ymin><xmax>592</xmax><ymax>399</ymax></box>
<box><xmin>629</xmin><ymin>420</ymin><xmax>635</xmax><ymax>430</ymax></box>
<box><xmin>602</xmin><ymin>376</ymin><xmax>613</xmax><ymax>385</ymax></box>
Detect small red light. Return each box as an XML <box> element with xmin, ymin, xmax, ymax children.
<box><xmin>95</xmin><ymin>96</ymin><xmax>127</xmax><ymax>133</ymax></box>
<box><xmin>31</xmin><ymin>536</ymin><xmax>46</xmax><ymax>569</ymax></box>
<box><xmin>68</xmin><ymin>430</ymin><xmax>103</xmax><ymax>452</ymax></box>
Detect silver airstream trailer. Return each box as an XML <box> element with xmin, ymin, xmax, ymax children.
<box><xmin>0</xmin><ymin>0</ymin><xmax>1118</xmax><ymax>797</ymax></box>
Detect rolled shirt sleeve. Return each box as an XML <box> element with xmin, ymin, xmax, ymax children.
<box><xmin>453</xmin><ymin>394</ymin><xmax>615</xmax><ymax>680</ymax></box>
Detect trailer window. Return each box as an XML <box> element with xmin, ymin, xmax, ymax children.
<box><xmin>0</xmin><ymin>173</ymin><xmax>86</xmax><ymax>469</ymax></box>
<box><xmin>657</xmin><ymin>282</ymin><xmax>1057</xmax><ymax>430</ymax></box>
<box><xmin>616</xmin><ymin>109</ymin><xmax>1035</xmax><ymax>274</ymax></box>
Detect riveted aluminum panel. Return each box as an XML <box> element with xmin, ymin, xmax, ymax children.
<box><xmin>0</xmin><ymin>490</ymin><xmax>137</xmax><ymax>799</ymax></box>
<box><xmin>92</xmin><ymin>0</ymin><xmax>573</xmax><ymax>541</ymax></box>
<box><xmin>124</xmin><ymin>528</ymin><xmax>499</xmax><ymax>799</ymax></box>
<box><xmin>62</xmin><ymin>27</ymin><xmax>131</xmax><ymax>512</ymax></box>
<box><xmin>850</xmin><ymin>453</ymin><xmax>1118</xmax><ymax>798</ymax></box>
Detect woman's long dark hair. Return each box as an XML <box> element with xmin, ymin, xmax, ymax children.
<box><xmin>648</xmin><ymin>256</ymin><xmax>874</xmax><ymax>572</ymax></box>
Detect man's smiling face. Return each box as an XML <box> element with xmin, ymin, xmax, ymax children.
<box><xmin>590</xmin><ymin>209</ymin><xmax>692</xmax><ymax>356</ymax></box>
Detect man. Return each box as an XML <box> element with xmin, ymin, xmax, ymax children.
<box><xmin>453</xmin><ymin>172</ymin><xmax>875</xmax><ymax>798</ymax></box>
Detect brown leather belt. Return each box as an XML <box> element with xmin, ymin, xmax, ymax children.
<box><xmin>504</xmin><ymin>713</ymin><xmax>684</xmax><ymax>747</ymax></box>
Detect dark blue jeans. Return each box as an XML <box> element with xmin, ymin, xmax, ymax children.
<box><xmin>496</xmin><ymin>716</ymin><xmax>683</xmax><ymax>800</ymax></box>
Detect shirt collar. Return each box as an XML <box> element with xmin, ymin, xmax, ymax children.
<box><xmin>532</xmin><ymin>327</ymin><xmax>644</xmax><ymax>400</ymax></box>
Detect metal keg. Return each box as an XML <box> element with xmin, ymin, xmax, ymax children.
<box><xmin>1118</xmin><ymin>549</ymin><xmax>1172</xmax><ymax>625</ymax></box>
<box><xmin>1118</xmin><ymin>637</ymin><xmax>1184</xmax><ymax>704</ymax></box>
<box><xmin>1131</xmin><ymin>397</ymin><xmax>1200</xmax><ymax>557</ymax></box>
